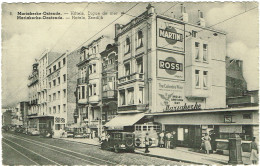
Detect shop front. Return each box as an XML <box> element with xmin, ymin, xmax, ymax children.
<box><xmin>151</xmin><ymin>106</ymin><xmax>259</xmax><ymax>151</ymax></box>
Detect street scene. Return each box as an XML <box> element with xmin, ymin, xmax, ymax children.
<box><xmin>2</xmin><ymin>2</ymin><xmax>259</xmax><ymax>165</ymax></box>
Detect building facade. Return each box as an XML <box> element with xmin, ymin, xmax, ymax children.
<box><xmin>106</xmin><ymin>4</ymin><xmax>258</xmax><ymax>149</ymax></box>
<box><xmin>75</xmin><ymin>36</ymin><xmax>113</xmax><ymax>137</ymax></box>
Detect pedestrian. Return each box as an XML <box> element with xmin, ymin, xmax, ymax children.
<box><xmin>250</xmin><ymin>137</ymin><xmax>258</xmax><ymax>165</ymax></box>
<box><xmin>202</xmin><ymin>133</ymin><xmax>212</xmax><ymax>154</ymax></box>
<box><xmin>159</xmin><ymin>131</ymin><xmax>165</xmax><ymax>148</ymax></box>
<box><xmin>210</xmin><ymin>131</ymin><xmax>216</xmax><ymax>152</ymax></box>
<box><xmin>145</xmin><ymin>133</ymin><xmax>150</xmax><ymax>153</ymax></box>
<box><xmin>170</xmin><ymin>131</ymin><xmax>175</xmax><ymax>149</ymax></box>
<box><xmin>166</xmin><ymin>132</ymin><xmax>172</xmax><ymax>149</ymax></box>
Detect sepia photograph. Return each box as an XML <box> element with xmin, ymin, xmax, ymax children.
<box><xmin>1</xmin><ymin>2</ymin><xmax>259</xmax><ymax>165</ymax></box>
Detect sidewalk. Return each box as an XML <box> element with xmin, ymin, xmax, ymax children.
<box><xmin>57</xmin><ymin>137</ymin><xmax>252</xmax><ymax>165</ymax></box>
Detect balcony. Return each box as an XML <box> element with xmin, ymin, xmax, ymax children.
<box><xmin>77</xmin><ymin>77</ymin><xmax>87</xmax><ymax>84</ymax></box>
<box><xmin>78</xmin><ymin>98</ymin><xmax>88</xmax><ymax>104</ymax></box>
<box><xmin>89</xmin><ymin>95</ymin><xmax>100</xmax><ymax>104</ymax></box>
<box><xmin>118</xmin><ymin>73</ymin><xmax>144</xmax><ymax>84</ymax></box>
<box><xmin>102</xmin><ymin>90</ymin><xmax>117</xmax><ymax>99</ymax></box>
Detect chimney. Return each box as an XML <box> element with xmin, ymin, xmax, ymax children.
<box><xmin>115</xmin><ymin>23</ymin><xmax>121</xmax><ymax>38</ymax></box>
<box><xmin>197</xmin><ymin>10</ymin><xmax>205</xmax><ymax>27</ymax></box>
<box><xmin>147</xmin><ymin>3</ymin><xmax>155</xmax><ymax>15</ymax></box>
<box><xmin>179</xmin><ymin>4</ymin><xmax>188</xmax><ymax>22</ymax></box>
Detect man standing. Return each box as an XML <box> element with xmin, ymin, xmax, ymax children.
<box><xmin>145</xmin><ymin>133</ymin><xmax>150</xmax><ymax>153</ymax></box>
<box><xmin>159</xmin><ymin>131</ymin><xmax>165</xmax><ymax>148</ymax></box>
<box><xmin>166</xmin><ymin>132</ymin><xmax>172</xmax><ymax>149</ymax></box>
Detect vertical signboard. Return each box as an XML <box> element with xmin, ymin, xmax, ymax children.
<box><xmin>157</xmin><ymin>17</ymin><xmax>185</xmax><ymax>53</ymax></box>
<box><xmin>157</xmin><ymin>50</ymin><xmax>185</xmax><ymax>81</ymax></box>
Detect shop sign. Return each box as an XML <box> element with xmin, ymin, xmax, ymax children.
<box><xmin>107</xmin><ymin>126</ymin><xmax>123</xmax><ymax>130</ymax></box>
<box><xmin>157</xmin><ymin>17</ymin><xmax>185</xmax><ymax>52</ymax></box>
<box><xmin>157</xmin><ymin>50</ymin><xmax>184</xmax><ymax>80</ymax></box>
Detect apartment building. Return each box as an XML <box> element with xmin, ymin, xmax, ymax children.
<box><xmin>47</xmin><ymin>50</ymin><xmax>80</xmax><ymax>135</ymax></box>
<box><xmin>106</xmin><ymin>4</ymin><xmax>252</xmax><ymax>149</ymax></box>
<box><xmin>75</xmin><ymin>36</ymin><xmax>113</xmax><ymax>137</ymax></box>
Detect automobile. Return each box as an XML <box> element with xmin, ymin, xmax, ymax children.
<box><xmin>40</xmin><ymin>129</ymin><xmax>53</xmax><ymax>138</ymax></box>
<box><xmin>28</xmin><ymin>128</ymin><xmax>40</xmax><ymax>136</ymax></box>
<box><xmin>101</xmin><ymin>132</ymin><xmax>135</xmax><ymax>153</ymax></box>
<box><xmin>73</xmin><ymin>128</ymin><xmax>89</xmax><ymax>138</ymax></box>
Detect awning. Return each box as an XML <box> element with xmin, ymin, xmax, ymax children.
<box><xmin>105</xmin><ymin>113</ymin><xmax>145</xmax><ymax>127</ymax></box>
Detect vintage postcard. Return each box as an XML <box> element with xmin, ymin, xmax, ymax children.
<box><xmin>1</xmin><ymin>2</ymin><xmax>259</xmax><ymax>165</ymax></box>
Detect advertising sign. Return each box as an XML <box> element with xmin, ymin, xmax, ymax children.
<box><xmin>157</xmin><ymin>50</ymin><xmax>184</xmax><ymax>80</ymax></box>
<box><xmin>157</xmin><ymin>80</ymin><xmax>202</xmax><ymax>112</ymax></box>
<box><xmin>157</xmin><ymin>17</ymin><xmax>185</xmax><ymax>52</ymax></box>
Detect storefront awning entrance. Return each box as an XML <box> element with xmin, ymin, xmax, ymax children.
<box><xmin>105</xmin><ymin>113</ymin><xmax>145</xmax><ymax>127</ymax></box>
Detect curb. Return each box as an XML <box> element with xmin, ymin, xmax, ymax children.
<box><xmin>135</xmin><ymin>151</ymin><xmax>207</xmax><ymax>165</ymax></box>
<box><xmin>53</xmin><ymin>137</ymin><xmax>101</xmax><ymax>147</ymax></box>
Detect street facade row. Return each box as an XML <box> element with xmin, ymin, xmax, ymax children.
<box><xmin>4</xmin><ymin>4</ymin><xmax>258</xmax><ymax>153</ymax></box>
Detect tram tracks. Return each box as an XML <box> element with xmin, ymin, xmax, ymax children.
<box><xmin>3</xmin><ymin>133</ymin><xmax>119</xmax><ymax>165</ymax></box>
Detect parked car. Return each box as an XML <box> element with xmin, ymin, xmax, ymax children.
<box><xmin>28</xmin><ymin>128</ymin><xmax>40</xmax><ymax>136</ymax></box>
<box><xmin>101</xmin><ymin>132</ymin><xmax>135</xmax><ymax>153</ymax></box>
<box><xmin>40</xmin><ymin>129</ymin><xmax>53</xmax><ymax>138</ymax></box>
<box><xmin>73</xmin><ymin>127</ymin><xmax>89</xmax><ymax>138</ymax></box>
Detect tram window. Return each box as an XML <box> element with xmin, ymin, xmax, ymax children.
<box><xmin>143</xmin><ymin>126</ymin><xmax>147</xmax><ymax>131</ymax></box>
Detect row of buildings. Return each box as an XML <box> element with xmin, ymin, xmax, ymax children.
<box><xmin>7</xmin><ymin>4</ymin><xmax>258</xmax><ymax>150</ymax></box>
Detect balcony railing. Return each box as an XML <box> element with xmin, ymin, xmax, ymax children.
<box><xmin>118</xmin><ymin>73</ymin><xmax>144</xmax><ymax>84</ymax></box>
<box><xmin>77</xmin><ymin>77</ymin><xmax>87</xmax><ymax>84</ymax></box>
<box><xmin>102</xmin><ymin>90</ymin><xmax>117</xmax><ymax>98</ymax></box>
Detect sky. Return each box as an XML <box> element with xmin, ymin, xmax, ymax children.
<box><xmin>1</xmin><ymin>2</ymin><xmax>259</xmax><ymax>107</ymax></box>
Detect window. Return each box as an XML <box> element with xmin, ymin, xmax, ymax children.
<box><xmin>91</xmin><ymin>107</ymin><xmax>94</xmax><ymax>120</ymax></box>
<box><xmin>58</xmin><ymin>105</ymin><xmax>60</xmax><ymax>113</ymax></box>
<box><xmin>49</xmin><ymin>82</ymin><xmax>51</xmax><ymax>88</ymax></box>
<box><xmin>53</xmin><ymin>79</ymin><xmax>56</xmax><ymax>86</ymax></box>
<box><xmin>82</xmin><ymin>86</ymin><xmax>85</xmax><ymax>99</ymax></box>
<box><xmin>93</xmin><ymin>64</ymin><xmax>96</xmax><ymax>73</ymax></box>
<box><xmin>195</xmin><ymin>42</ymin><xmax>200</xmax><ymax>60</ymax></box>
<box><xmin>119</xmin><ymin>90</ymin><xmax>125</xmax><ymax>105</ymax></box>
<box><xmin>203</xmin><ymin>71</ymin><xmax>208</xmax><ymax>88</ymax></box>
<box><xmin>127</xmin><ymin>88</ymin><xmax>134</xmax><ymax>105</ymax></box>
<box><xmin>89</xmin><ymin>85</ymin><xmax>92</xmax><ymax>96</ymax></box>
<box><xmin>49</xmin><ymin>68</ymin><xmax>51</xmax><ymax>74</ymax></box>
<box><xmin>192</xmin><ymin>30</ymin><xmax>197</xmax><ymax>37</ymax></box>
<box><xmin>203</xmin><ymin>44</ymin><xmax>208</xmax><ymax>62</ymax></box>
<box><xmin>63</xmin><ymin>89</ymin><xmax>66</xmax><ymax>98</ymax></box>
<box><xmin>63</xmin><ymin>104</ymin><xmax>66</xmax><ymax>112</ymax></box>
<box><xmin>63</xmin><ymin>58</ymin><xmax>66</xmax><ymax>65</ymax></box>
<box><xmin>58</xmin><ymin>62</ymin><xmax>61</xmax><ymax>68</ymax></box>
<box><xmin>63</xmin><ymin>74</ymin><xmax>66</xmax><ymax>82</ymax></box>
<box><xmin>49</xmin><ymin>107</ymin><xmax>52</xmax><ymax>114</ymax></box>
<box><xmin>49</xmin><ymin>95</ymin><xmax>51</xmax><ymax>102</ymax></box>
<box><xmin>138</xmin><ymin>87</ymin><xmax>144</xmax><ymax>104</ymax></box>
<box><xmin>58</xmin><ymin>91</ymin><xmax>60</xmax><ymax>99</ymax></box>
<box><xmin>136</xmin><ymin>57</ymin><xmax>143</xmax><ymax>73</ymax></box>
<box><xmin>53</xmin><ymin>93</ymin><xmax>56</xmax><ymax>100</ymax></box>
<box><xmin>78</xmin><ymin>87</ymin><xmax>81</xmax><ymax>99</ymax></box>
<box><xmin>124</xmin><ymin>63</ymin><xmax>130</xmax><ymax>76</ymax></box>
<box><xmin>89</xmin><ymin>65</ymin><xmax>92</xmax><ymax>74</ymax></box>
<box><xmin>58</xmin><ymin>77</ymin><xmax>60</xmax><ymax>85</ymax></box>
<box><xmin>124</xmin><ymin>37</ymin><xmax>130</xmax><ymax>54</ymax></box>
<box><xmin>137</xmin><ymin>30</ymin><xmax>143</xmax><ymax>48</ymax></box>
<box><xmin>53</xmin><ymin>106</ymin><xmax>56</xmax><ymax>114</ymax></box>
<box><xmin>195</xmin><ymin>70</ymin><xmax>200</xmax><ymax>88</ymax></box>
<box><xmin>93</xmin><ymin>84</ymin><xmax>97</xmax><ymax>95</ymax></box>
<box><xmin>53</xmin><ymin>65</ymin><xmax>56</xmax><ymax>71</ymax></box>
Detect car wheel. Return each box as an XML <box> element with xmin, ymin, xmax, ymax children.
<box><xmin>114</xmin><ymin>145</ymin><xmax>119</xmax><ymax>153</ymax></box>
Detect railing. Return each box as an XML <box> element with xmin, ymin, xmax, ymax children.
<box><xmin>102</xmin><ymin>90</ymin><xmax>117</xmax><ymax>98</ymax></box>
<box><xmin>118</xmin><ymin>73</ymin><xmax>144</xmax><ymax>84</ymax></box>
<box><xmin>77</xmin><ymin>77</ymin><xmax>87</xmax><ymax>84</ymax></box>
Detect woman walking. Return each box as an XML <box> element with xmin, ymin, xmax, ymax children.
<box><xmin>202</xmin><ymin>133</ymin><xmax>212</xmax><ymax>154</ymax></box>
<box><xmin>250</xmin><ymin>137</ymin><xmax>258</xmax><ymax>165</ymax></box>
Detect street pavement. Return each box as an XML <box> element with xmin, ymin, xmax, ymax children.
<box><xmin>2</xmin><ymin>132</ymin><xmax>189</xmax><ymax>165</ymax></box>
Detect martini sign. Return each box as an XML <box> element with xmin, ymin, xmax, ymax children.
<box><xmin>157</xmin><ymin>17</ymin><xmax>185</xmax><ymax>52</ymax></box>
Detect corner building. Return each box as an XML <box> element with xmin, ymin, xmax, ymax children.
<box><xmin>107</xmin><ymin>4</ymin><xmax>230</xmax><ymax>148</ymax></box>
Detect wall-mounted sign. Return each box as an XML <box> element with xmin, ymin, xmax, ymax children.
<box><xmin>157</xmin><ymin>80</ymin><xmax>202</xmax><ymax>112</ymax></box>
<box><xmin>224</xmin><ymin>115</ymin><xmax>233</xmax><ymax>123</ymax></box>
<box><xmin>157</xmin><ymin>50</ymin><xmax>184</xmax><ymax>80</ymax></box>
<box><xmin>157</xmin><ymin>17</ymin><xmax>185</xmax><ymax>52</ymax></box>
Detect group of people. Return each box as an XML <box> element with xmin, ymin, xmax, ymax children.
<box><xmin>158</xmin><ymin>131</ymin><xmax>176</xmax><ymax>149</ymax></box>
